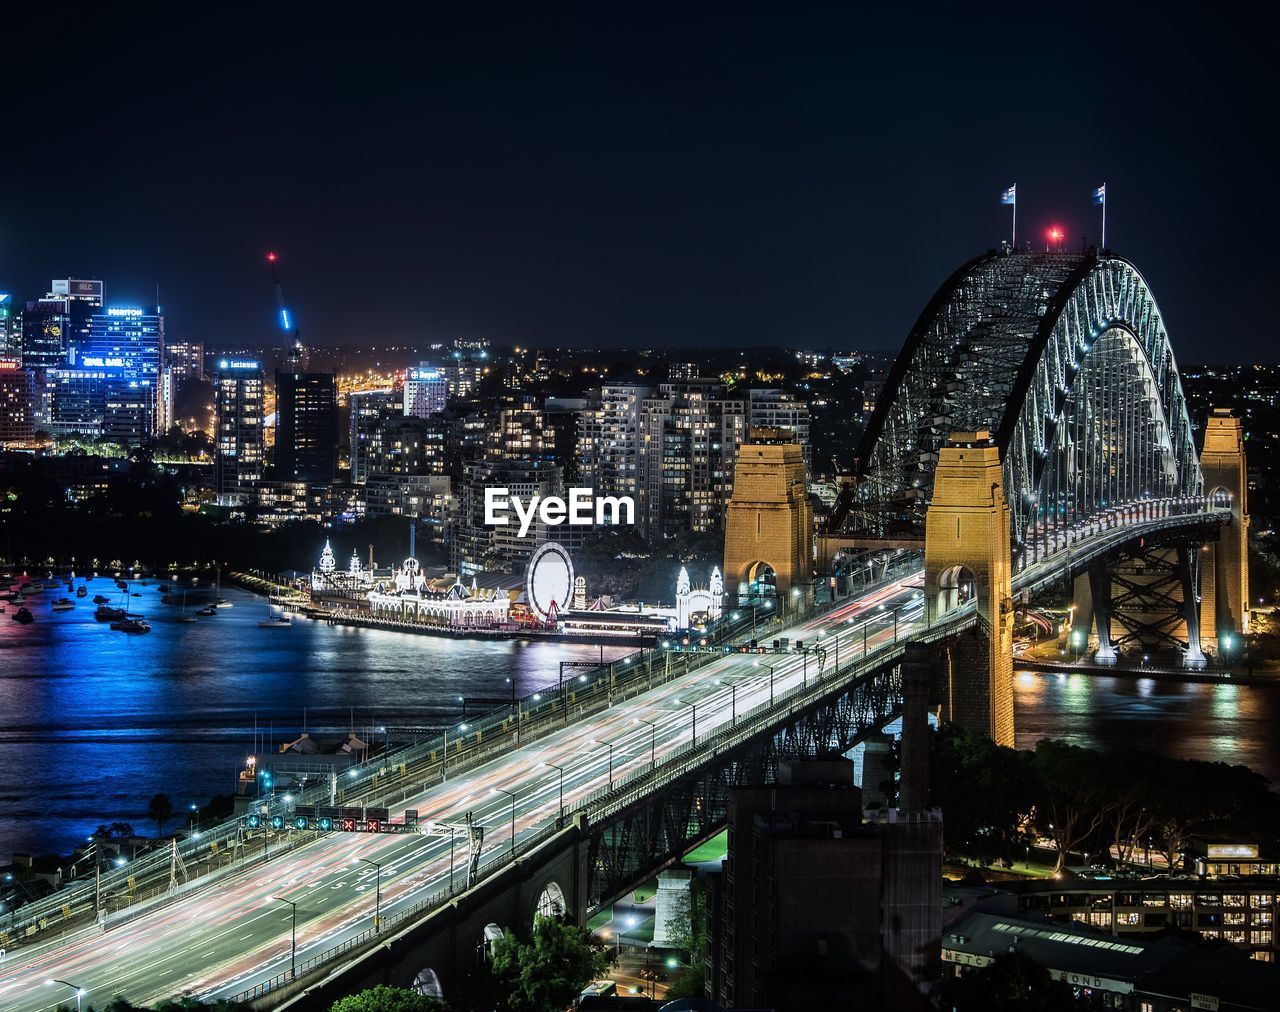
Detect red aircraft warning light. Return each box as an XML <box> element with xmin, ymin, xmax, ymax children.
<box><xmin>1047</xmin><ymin>226</ymin><xmax>1065</xmax><ymax>247</ymax></box>
<box><xmin>266</xmin><ymin>251</ymin><xmax>278</xmax><ymax>262</ymax></box>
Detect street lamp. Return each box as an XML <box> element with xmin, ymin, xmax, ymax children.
<box><xmin>269</xmin><ymin>896</ymin><xmax>298</xmax><ymax>978</ymax></box>
<box><xmin>47</xmin><ymin>980</ymin><xmax>85</xmax><ymax>1012</ymax></box>
<box><xmin>676</xmin><ymin>699</ymin><xmax>697</xmax><ymax>746</ymax></box>
<box><xmin>716</xmin><ymin>679</ymin><xmax>737</xmax><ymax>725</ymax></box>
<box><xmin>492</xmin><ymin>787</ymin><xmax>517</xmax><ymax>855</ymax></box>
<box><xmin>756</xmin><ymin>660</ymin><xmax>776</xmax><ymax>706</ymax></box>
<box><xmin>594</xmin><ymin>740</ymin><xmax>614</xmax><ymax>790</ymax></box>
<box><xmin>353</xmin><ymin>857</ymin><xmax>383</xmax><ymax>931</ymax></box>
<box><xmin>636</xmin><ymin>717</ymin><xmax>658</xmax><ymax>767</ymax></box>
<box><xmin>545</xmin><ymin>761</ymin><xmax>565</xmax><ymax>820</ymax></box>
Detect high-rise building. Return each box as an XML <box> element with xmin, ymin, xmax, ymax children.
<box><xmin>0</xmin><ymin>361</ymin><xmax>42</xmax><ymax>444</ymax></box>
<box><xmin>214</xmin><ymin>358</ymin><xmax>266</xmax><ymax>498</ymax></box>
<box><xmin>488</xmin><ymin>403</ymin><xmax>554</xmax><ymax>464</ymax></box>
<box><xmin>450</xmin><ymin>459</ymin><xmax>563</xmax><ymax>575</ymax></box>
<box><xmin>349</xmin><ymin>388</ymin><xmax>400</xmax><ymax>484</ymax></box>
<box><xmin>275</xmin><ymin>369</ymin><xmax>338</xmax><ymax>483</ymax></box>
<box><xmin>367</xmin><ymin>414</ymin><xmax>455</xmax><ymax>477</ymax></box>
<box><xmin>164</xmin><ymin>340</ymin><xmax>205</xmax><ymax>384</ymax></box>
<box><xmin>748</xmin><ymin>388</ymin><xmax>811</xmax><ymax>464</ymax></box>
<box><xmin>21</xmin><ymin>279</ymin><xmax>103</xmax><ymax>371</ymax></box>
<box><xmin>80</xmin><ymin>305</ymin><xmax>166</xmax><ymax>435</ymax></box>
<box><xmin>638</xmin><ymin>380</ymin><xmax>746</xmax><ymax>541</ymax></box>
<box><xmin>403</xmin><ymin>366</ymin><xmax>448</xmax><ymax>418</ymax></box>
<box><xmin>577</xmin><ymin>381</ymin><xmax>652</xmax><ymax>497</ymax></box>
<box><xmin>0</xmin><ymin>294</ymin><xmax>18</xmax><ymax>359</ymax></box>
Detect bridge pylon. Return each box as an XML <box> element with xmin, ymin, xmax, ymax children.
<box><xmin>1199</xmin><ymin>409</ymin><xmax>1250</xmax><ymax>649</ymax></box>
<box><xmin>923</xmin><ymin>431</ymin><xmax>1015</xmax><ymax>747</ymax></box>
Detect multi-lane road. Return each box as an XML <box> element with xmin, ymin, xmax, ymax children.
<box><xmin>2</xmin><ymin>574</ymin><xmax>926</xmax><ymax>1011</ymax></box>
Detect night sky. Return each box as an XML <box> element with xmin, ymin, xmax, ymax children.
<box><xmin>0</xmin><ymin>6</ymin><xmax>1270</xmax><ymax>360</ymax></box>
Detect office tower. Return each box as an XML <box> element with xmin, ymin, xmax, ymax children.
<box><xmin>349</xmin><ymin>388</ymin><xmax>400</xmax><ymax>483</ymax></box>
<box><xmin>543</xmin><ymin>397</ymin><xmax>587</xmax><ymax>481</ymax></box>
<box><xmin>748</xmin><ymin>388</ymin><xmax>811</xmax><ymax>464</ymax></box>
<box><xmin>214</xmin><ymin>358</ymin><xmax>266</xmax><ymax>497</ymax></box>
<box><xmin>0</xmin><ymin>293</ymin><xmax>17</xmax><ymax>358</ymax></box>
<box><xmin>0</xmin><ymin>362</ymin><xmax>42</xmax><ymax>444</ymax></box>
<box><xmin>402</xmin><ymin>366</ymin><xmax>448</xmax><ymax>418</ymax></box>
<box><xmin>82</xmin><ymin>305</ymin><xmax>166</xmax><ymax>435</ymax></box>
<box><xmin>164</xmin><ymin>340</ymin><xmax>205</xmax><ymax>383</ymax></box>
<box><xmin>21</xmin><ymin>279</ymin><xmax>103</xmax><ymax>371</ymax></box>
<box><xmin>638</xmin><ymin>379</ymin><xmax>746</xmax><ymax>541</ymax></box>
<box><xmin>275</xmin><ymin>368</ymin><xmax>338</xmax><ymax>483</ymax></box>
<box><xmin>577</xmin><ymin>381</ymin><xmax>652</xmax><ymax>497</ymax></box>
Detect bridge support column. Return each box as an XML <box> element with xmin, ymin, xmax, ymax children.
<box><xmin>1088</xmin><ymin>565</ymin><xmax>1116</xmax><ymax>664</ymax></box>
<box><xmin>1071</xmin><ymin>572</ymin><xmax>1094</xmax><ymax>654</ymax></box>
<box><xmin>1177</xmin><ymin>546</ymin><xmax>1207</xmax><ymax>669</ymax></box>
<box><xmin>1200</xmin><ymin>409</ymin><xmax>1250</xmax><ymax>646</ymax></box>
<box><xmin>924</xmin><ymin>431</ymin><xmax>1015</xmax><ymax>747</ymax></box>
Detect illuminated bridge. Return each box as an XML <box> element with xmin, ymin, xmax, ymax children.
<box><xmin>0</xmin><ymin>248</ymin><xmax>1248</xmax><ymax>1010</ymax></box>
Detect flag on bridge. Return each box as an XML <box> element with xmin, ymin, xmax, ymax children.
<box><xmin>1094</xmin><ymin>183</ymin><xmax>1108</xmax><ymax>248</ymax></box>
<box><xmin>1000</xmin><ymin>184</ymin><xmax>1017</xmax><ymax>205</ymax></box>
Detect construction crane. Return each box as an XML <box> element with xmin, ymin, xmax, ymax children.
<box><xmin>266</xmin><ymin>251</ymin><xmax>304</xmax><ymax>368</ymax></box>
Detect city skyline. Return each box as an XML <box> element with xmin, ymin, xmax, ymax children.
<box><xmin>1</xmin><ymin>7</ymin><xmax>1273</xmax><ymax>360</ymax></box>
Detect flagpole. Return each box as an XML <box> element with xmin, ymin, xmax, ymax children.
<box><xmin>1012</xmin><ymin>190</ymin><xmax>1017</xmax><ymax>249</ymax></box>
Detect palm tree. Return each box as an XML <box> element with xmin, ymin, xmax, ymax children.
<box><xmin>147</xmin><ymin>793</ymin><xmax>173</xmax><ymax>837</ymax></box>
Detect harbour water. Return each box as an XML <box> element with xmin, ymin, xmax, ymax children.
<box><xmin>2</xmin><ymin>577</ymin><xmax>1278</xmax><ymax>862</ymax></box>
<box><xmin>0</xmin><ymin>577</ymin><xmax>632</xmax><ymax>861</ymax></box>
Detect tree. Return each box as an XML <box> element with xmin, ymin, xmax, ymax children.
<box><xmin>490</xmin><ymin>915</ymin><xmax>609</xmax><ymax>1012</ymax></box>
<box><xmin>147</xmin><ymin>793</ymin><xmax>174</xmax><ymax>837</ymax></box>
<box><xmin>940</xmin><ymin>952</ymin><xmax>1098</xmax><ymax>1011</ymax></box>
<box><xmin>1032</xmin><ymin>740</ymin><xmax>1111</xmax><ymax>872</ymax></box>
<box><xmin>330</xmin><ymin>985</ymin><xmax>448</xmax><ymax>1012</ymax></box>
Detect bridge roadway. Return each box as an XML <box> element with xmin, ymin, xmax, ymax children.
<box><xmin>4</xmin><ymin>507</ymin><xmax>1220</xmax><ymax>1009</ymax></box>
<box><xmin>1</xmin><ymin>575</ymin><xmax>928</xmax><ymax>1011</ymax></box>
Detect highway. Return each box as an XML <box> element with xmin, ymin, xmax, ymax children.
<box><xmin>1</xmin><ymin>573</ymin><xmax>926</xmax><ymax>1011</ymax></box>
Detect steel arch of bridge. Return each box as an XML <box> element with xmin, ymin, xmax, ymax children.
<box><xmin>849</xmin><ymin>249</ymin><xmax>1202</xmax><ymax>571</ymax></box>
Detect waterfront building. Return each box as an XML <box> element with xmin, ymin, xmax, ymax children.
<box><xmin>450</xmin><ymin>458</ymin><xmax>564</xmax><ymax>574</ymax></box>
<box><xmin>275</xmin><ymin>368</ymin><xmax>338</xmax><ymax>483</ymax></box>
<box><xmin>364</xmin><ymin>474</ymin><xmax>452</xmax><ymax>539</ymax></box>
<box><xmin>214</xmin><ymin>358</ymin><xmax>266</xmax><ymax>498</ymax></box>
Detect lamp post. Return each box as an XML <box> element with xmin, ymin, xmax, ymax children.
<box><xmin>636</xmin><ymin>717</ymin><xmax>658</xmax><ymax>767</ymax></box>
<box><xmin>594</xmin><ymin>740</ymin><xmax>614</xmax><ymax>790</ymax></box>
<box><xmin>545</xmin><ymin>761</ymin><xmax>565</xmax><ymax>820</ymax></box>
<box><xmin>492</xmin><ymin>787</ymin><xmax>516</xmax><ymax>855</ymax></box>
<box><xmin>717</xmin><ymin>679</ymin><xmax>737</xmax><ymax>725</ymax></box>
<box><xmin>269</xmin><ymin>896</ymin><xmax>298</xmax><ymax>978</ymax></box>
<box><xmin>47</xmin><ymin>980</ymin><xmax>85</xmax><ymax>1012</ymax></box>
<box><xmin>677</xmin><ymin>699</ymin><xmax>697</xmax><ymax>747</ymax></box>
<box><xmin>355</xmin><ymin>857</ymin><xmax>382</xmax><ymax>931</ymax></box>
<box><xmin>756</xmin><ymin>660</ymin><xmax>776</xmax><ymax>706</ymax></box>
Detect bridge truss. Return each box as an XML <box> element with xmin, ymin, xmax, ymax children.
<box><xmin>839</xmin><ymin>249</ymin><xmax>1203</xmax><ymax>574</ymax></box>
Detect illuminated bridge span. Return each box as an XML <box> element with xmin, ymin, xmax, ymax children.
<box><xmin>819</xmin><ymin>248</ymin><xmax>1248</xmax><ymax>746</ymax></box>
<box><xmin>0</xmin><ymin>248</ymin><xmax>1249</xmax><ymax>1011</ymax></box>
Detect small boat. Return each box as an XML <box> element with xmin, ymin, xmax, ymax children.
<box><xmin>93</xmin><ymin>594</ymin><xmax>111</xmax><ymax>604</ymax></box>
<box><xmin>158</xmin><ymin>585</ymin><xmax>171</xmax><ymax>593</ymax></box>
<box><xmin>259</xmin><ymin>607</ymin><xmax>292</xmax><ymax>628</ymax></box>
<box><xmin>197</xmin><ymin>605</ymin><xmax>218</xmax><ymax>616</ymax></box>
<box><xmin>130</xmin><ymin>591</ymin><xmax>142</xmax><ymax>597</ymax></box>
<box><xmin>12</xmin><ymin>607</ymin><xmax>34</xmax><ymax>624</ymax></box>
<box><xmin>11</xmin><ymin>593</ymin><xmax>26</xmax><ymax>605</ymax></box>
<box><xmin>95</xmin><ymin>604</ymin><xmax>127</xmax><ymax>621</ymax></box>
<box><xmin>160</xmin><ymin>594</ymin><xmax>176</xmax><ymax>605</ymax></box>
<box><xmin>51</xmin><ymin>597</ymin><xmax>75</xmax><ymax>611</ymax></box>
<box><xmin>76</xmin><ymin>586</ymin><xmax>88</xmax><ymax>598</ymax></box>
<box><xmin>111</xmin><ymin>617</ymin><xmax>151</xmax><ymax>633</ymax></box>
<box><xmin>176</xmin><ymin>592</ymin><xmax>197</xmax><ymax>623</ymax></box>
